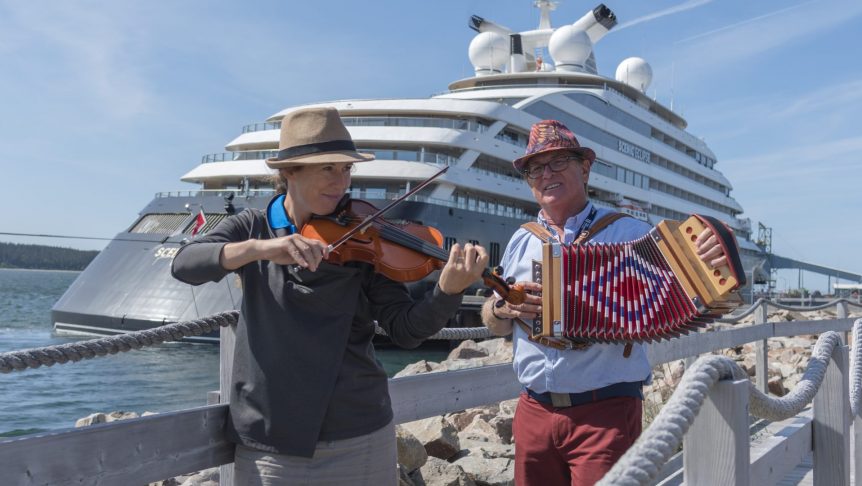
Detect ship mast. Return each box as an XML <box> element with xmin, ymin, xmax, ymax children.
<box><xmin>535</xmin><ymin>0</ymin><xmax>558</xmax><ymax>29</ymax></box>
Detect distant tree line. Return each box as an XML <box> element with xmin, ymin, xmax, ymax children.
<box><xmin>0</xmin><ymin>242</ymin><xmax>99</xmax><ymax>271</ymax></box>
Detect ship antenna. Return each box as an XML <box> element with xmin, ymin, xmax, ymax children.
<box><xmin>534</xmin><ymin>0</ymin><xmax>558</xmax><ymax>30</ymax></box>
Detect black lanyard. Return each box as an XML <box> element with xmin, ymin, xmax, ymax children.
<box><xmin>576</xmin><ymin>206</ymin><xmax>598</xmax><ymax>238</ymax></box>
<box><xmin>545</xmin><ymin>205</ymin><xmax>597</xmax><ymax>243</ymax></box>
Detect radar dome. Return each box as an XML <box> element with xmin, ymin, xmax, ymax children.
<box><xmin>548</xmin><ymin>25</ymin><xmax>592</xmax><ymax>72</ymax></box>
<box><xmin>615</xmin><ymin>57</ymin><xmax>653</xmax><ymax>93</ymax></box>
<box><xmin>468</xmin><ymin>32</ymin><xmax>508</xmax><ymax>76</ymax></box>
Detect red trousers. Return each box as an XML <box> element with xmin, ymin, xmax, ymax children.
<box><xmin>513</xmin><ymin>392</ymin><xmax>642</xmax><ymax>486</ymax></box>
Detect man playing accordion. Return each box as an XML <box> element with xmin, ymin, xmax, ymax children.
<box><xmin>481</xmin><ymin>119</ymin><xmax>730</xmax><ymax>486</ymax></box>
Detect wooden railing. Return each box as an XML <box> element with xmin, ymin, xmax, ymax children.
<box><xmin>0</xmin><ymin>300</ymin><xmax>858</xmax><ymax>485</ymax></box>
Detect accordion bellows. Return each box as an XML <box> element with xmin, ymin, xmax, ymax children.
<box><xmin>531</xmin><ymin>214</ymin><xmax>746</xmax><ymax>343</ymax></box>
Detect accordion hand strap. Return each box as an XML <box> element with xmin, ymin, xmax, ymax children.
<box><xmin>517</xmin><ymin>210</ymin><xmax>634</xmax><ymax>353</ymax></box>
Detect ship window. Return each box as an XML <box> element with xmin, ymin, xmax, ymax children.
<box><xmin>490</xmin><ymin>242</ymin><xmax>501</xmax><ymax>266</ymax></box>
<box><xmin>130</xmin><ymin>213</ymin><xmax>189</xmax><ymax>234</ymax></box>
<box><xmin>444</xmin><ymin>237</ymin><xmax>457</xmax><ymax>252</ymax></box>
<box><xmin>366</xmin><ymin>188</ymin><xmax>386</xmax><ymax>199</ymax></box>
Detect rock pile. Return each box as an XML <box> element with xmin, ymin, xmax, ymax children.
<box><xmin>395</xmin><ymin>338</ymin><xmax>516</xmax><ymax>486</ymax></box>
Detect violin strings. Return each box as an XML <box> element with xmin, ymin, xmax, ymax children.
<box><xmin>377</xmin><ymin>225</ymin><xmax>450</xmax><ymax>261</ymax></box>
<box><xmin>335</xmin><ymin>215</ymin><xmax>450</xmax><ymax>261</ymax></box>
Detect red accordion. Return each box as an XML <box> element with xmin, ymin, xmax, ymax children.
<box><xmin>530</xmin><ymin>214</ymin><xmax>746</xmax><ymax>343</ymax></box>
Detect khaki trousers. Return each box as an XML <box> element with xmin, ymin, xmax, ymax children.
<box><xmin>233</xmin><ymin>420</ymin><xmax>397</xmax><ymax>486</ymax></box>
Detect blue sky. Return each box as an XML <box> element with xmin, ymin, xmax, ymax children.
<box><xmin>1</xmin><ymin>0</ymin><xmax>859</xmax><ymax>292</ymax></box>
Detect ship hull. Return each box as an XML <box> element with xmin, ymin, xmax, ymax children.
<box><xmin>51</xmin><ymin>193</ymin><xmax>523</xmax><ymax>342</ymax></box>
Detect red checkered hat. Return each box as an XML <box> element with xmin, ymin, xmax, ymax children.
<box><xmin>513</xmin><ymin>119</ymin><xmax>596</xmax><ymax>171</ymax></box>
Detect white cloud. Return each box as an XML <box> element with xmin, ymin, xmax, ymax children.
<box><xmin>773</xmin><ymin>79</ymin><xmax>862</xmax><ymax>118</ymax></box>
<box><xmin>723</xmin><ymin>135</ymin><xmax>862</xmax><ymax>182</ymax></box>
<box><xmin>614</xmin><ymin>0</ymin><xmax>714</xmax><ymax>32</ymax></box>
<box><xmin>671</xmin><ymin>0</ymin><xmax>862</xmax><ymax>78</ymax></box>
<box><xmin>0</xmin><ymin>3</ymin><xmax>154</xmax><ymax>118</ymax></box>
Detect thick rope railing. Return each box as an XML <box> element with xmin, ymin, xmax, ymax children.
<box><xmin>375</xmin><ymin>324</ymin><xmax>494</xmax><ymax>340</ymax></box>
<box><xmin>0</xmin><ymin>311</ymin><xmax>239</xmax><ymax>374</ymax></box>
<box><xmin>597</xmin><ymin>317</ymin><xmax>862</xmax><ymax>486</ymax></box>
<box><xmin>718</xmin><ymin>297</ymin><xmax>862</xmax><ymax>324</ymax></box>
<box><xmin>767</xmin><ymin>297</ymin><xmax>862</xmax><ymax>312</ymax></box>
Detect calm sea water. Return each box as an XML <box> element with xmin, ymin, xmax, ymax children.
<box><xmin>0</xmin><ymin>269</ymin><xmax>447</xmax><ymax>437</ymax></box>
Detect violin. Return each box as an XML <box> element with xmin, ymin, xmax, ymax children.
<box><xmin>300</xmin><ymin>197</ymin><xmax>526</xmax><ymax>305</ymax></box>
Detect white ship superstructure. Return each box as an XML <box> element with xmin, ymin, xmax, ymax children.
<box><xmin>52</xmin><ymin>2</ymin><xmax>766</xmax><ymax>341</ymax></box>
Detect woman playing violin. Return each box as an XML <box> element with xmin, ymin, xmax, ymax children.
<box><xmin>171</xmin><ymin>106</ymin><xmax>489</xmax><ymax>486</ymax></box>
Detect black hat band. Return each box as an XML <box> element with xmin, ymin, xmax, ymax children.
<box><xmin>275</xmin><ymin>139</ymin><xmax>357</xmax><ymax>161</ymax></box>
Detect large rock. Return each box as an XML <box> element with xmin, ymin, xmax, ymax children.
<box><xmin>768</xmin><ymin>376</ymin><xmax>787</xmax><ymax>396</ymax></box>
<box><xmin>442</xmin><ymin>358</ymin><xmax>493</xmax><ymax>371</ymax></box>
<box><xmin>488</xmin><ymin>415</ymin><xmax>513</xmax><ymax>444</ymax></box>
<box><xmin>498</xmin><ymin>398</ymin><xmax>518</xmax><ymax>418</ymax></box>
<box><xmin>399</xmin><ymin>464</ymin><xmax>417</xmax><ymax>486</ymax></box>
<box><xmin>397</xmin><ymin>425</ymin><xmax>429</xmax><ymax>473</ymax></box>
<box><xmin>177</xmin><ymin>467</ymin><xmax>219</xmax><ymax>486</ymax></box>
<box><xmin>75</xmin><ymin>411</ymin><xmax>142</xmax><ymax>427</ymax></box>
<box><xmin>402</xmin><ymin>416</ymin><xmax>461</xmax><ymax>460</ymax></box>
<box><xmin>410</xmin><ymin>457</ymin><xmax>476</xmax><ymax>486</ymax></box>
<box><xmin>448</xmin><ymin>340</ymin><xmax>489</xmax><ymax>360</ymax></box>
<box><xmin>457</xmin><ymin>416</ymin><xmax>501</xmax><ymax>444</ymax></box>
<box><xmin>395</xmin><ymin>360</ymin><xmax>442</xmax><ymax>378</ymax></box>
<box><xmin>451</xmin><ymin>455</ymin><xmax>515</xmax><ymax>486</ymax></box>
<box><xmin>454</xmin><ymin>440</ymin><xmax>516</xmax><ymax>461</ymax></box>
<box><xmin>448</xmin><ymin>409</ymin><xmax>495</xmax><ymax>431</ymax></box>
<box><xmin>476</xmin><ymin>338</ymin><xmax>508</xmax><ymax>358</ymax></box>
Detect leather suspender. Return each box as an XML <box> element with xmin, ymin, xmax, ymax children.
<box><xmin>514</xmin><ymin>210</ymin><xmax>634</xmax><ymax>355</ymax></box>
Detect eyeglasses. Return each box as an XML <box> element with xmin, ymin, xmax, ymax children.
<box><xmin>522</xmin><ymin>156</ymin><xmax>581</xmax><ymax>180</ymax></box>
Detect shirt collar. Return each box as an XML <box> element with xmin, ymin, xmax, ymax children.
<box><xmin>266</xmin><ymin>194</ymin><xmax>297</xmax><ymax>234</ymax></box>
<box><xmin>537</xmin><ymin>201</ymin><xmax>594</xmax><ymax>242</ymax></box>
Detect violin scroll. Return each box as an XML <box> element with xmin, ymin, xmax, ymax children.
<box><xmin>481</xmin><ymin>266</ymin><xmax>526</xmax><ymax>306</ymax></box>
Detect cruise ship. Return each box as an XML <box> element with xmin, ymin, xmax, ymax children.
<box><xmin>52</xmin><ymin>2</ymin><xmax>766</xmax><ymax>343</ymax></box>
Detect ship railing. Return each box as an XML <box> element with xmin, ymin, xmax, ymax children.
<box><xmin>241</xmin><ymin>121</ymin><xmax>281</xmax><ymax>133</ymax></box>
<box><xmin>201</xmin><ymin>151</ymin><xmax>277</xmax><ymax>164</ymax></box>
<box><xmin>444</xmin><ymin>81</ymin><xmax>609</xmax><ymax>95</ymax></box>
<box><xmin>347</xmin><ymin>189</ymin><xmax>535</xmax><ymax>222</ymax></box>
<box><xmin>199</xmin><ymin>148</ymin><xmax>461</xmax><ymax>166</ymax></box>
<box><xmin>240</xmin><ymin>116</ymin><xmax>492</xmax><ymax>135</ymax></box>
<box><xmin>361</xmin><ymin>148</ymin><xmax>461</xmax><ymax>166</ymax></box>
<box><xmin>155</xmin><ymin>189</ymin><xmax>276</xmax><ymax>198</ymax></box>
<box><xmin>153</xmin><ymin>188</ymin><xmax>536</xmax><ymax>222</ymax></box>
<box><xmin>2</xmin><ymin>299</ymin><xmax>861</xmax><ymax>484</ymax></box>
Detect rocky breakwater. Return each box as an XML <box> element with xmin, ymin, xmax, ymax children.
<box><xmin>642</xmin><ymin>306</ymin><xmax>862</xmax><ymax>416</ymax></box>
<box><xmin>395</xmin><ymin>338</ymin><xmax>517</xmax><ymax>486</ymax></box>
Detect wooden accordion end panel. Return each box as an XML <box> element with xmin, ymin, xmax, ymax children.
<box><xmin>530</xmin><ymin>214</ymin><xmax>746</xmax><ymax>343</ymax></box>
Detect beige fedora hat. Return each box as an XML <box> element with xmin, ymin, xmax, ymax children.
<box><xmin>266</xmin><ymin>106</ymin><xmax>375</xmax><ymax>168</ymax></box>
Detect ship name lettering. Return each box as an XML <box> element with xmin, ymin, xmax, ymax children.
<box><xmin>154</xmin><ymin>246</ymin><xmax>179</xmax><ymax>259</ymax></box>
<box><xmin>617</xmin><ymin>140</ymin><xmax>651</xmax><ymax>162</ymax></box>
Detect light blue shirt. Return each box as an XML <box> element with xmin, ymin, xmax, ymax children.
<box><xmin>498</xmin><ymin>202</ymin><xmax>654</xmax><ymax>394</ymax></box>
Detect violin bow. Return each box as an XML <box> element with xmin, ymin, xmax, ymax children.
<box><xmin>325</xmin><ymin>165</ymin><xmax>449</xmax><ymax>253</ymax></box>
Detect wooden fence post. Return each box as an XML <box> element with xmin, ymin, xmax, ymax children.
<box><xmin>813</xmin><ymin>343</ymin><xmax>850</xmax><ymax>486</ymax></box>
<box><xmin>837</xmin><ymin>301</ymin><xmax>849</xmax><ymax>344</ymax></box>
<box><xmin>220</xmin><ymin>322</ymin><xmax>237</xmax><ymax>486</ymax></box>
<box><xmin>755</xmin><ymin>300</ymin><xmax>769</xmax><ymax>394</ymax></box>
<box><xmin>683</xmin><ymin>378</ymin><xmax>750</xmax><ymax>486</ymax></box>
